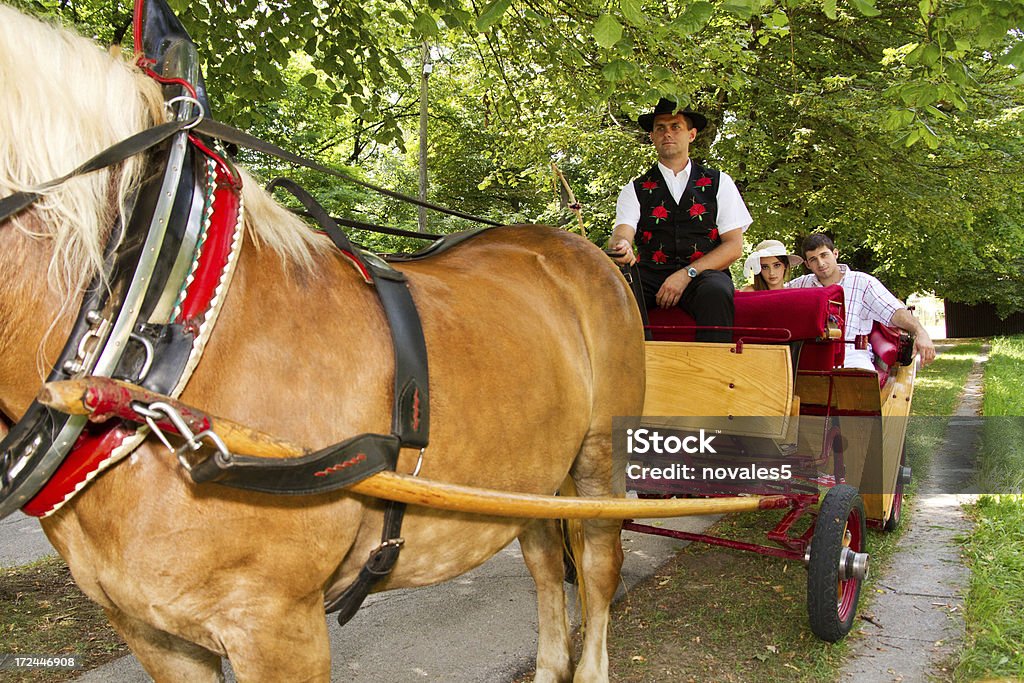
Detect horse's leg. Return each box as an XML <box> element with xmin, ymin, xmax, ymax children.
<box><xmin>104</xmin><ymin>608</ymin><xmax>223</xmax><ymax>683</ymax></box>
<box><xmin>569</xmin><ymin>434</ymin><xmax>625</xmax><ymax>683</ymax></box>
<box><xmin>519</xmin><ymin>519</ymin><xmax>573</xmax><ymax>683</ymax></box>
<box><xmin>218</xmin><ymin>596</ymin><xmax>331</xmax><ymax>683</ymax></box>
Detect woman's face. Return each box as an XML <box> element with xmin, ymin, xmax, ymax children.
<box><xmin>759</xmin><ymin>257</ymin><xmax>788</xmax><ymax>289</ymax></box>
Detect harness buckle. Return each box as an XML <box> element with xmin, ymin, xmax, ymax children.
<box><xmin>131</xmin><ymin>400</ymin><xmax>230</xmax><ymax>472</ymax></box>
<box><xmin>62</xmin><ymin>311</ymin><xmax>111</xmax><ymax>376</ymax></box>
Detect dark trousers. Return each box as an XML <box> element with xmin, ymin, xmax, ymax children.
<box><xmin>640</xmin><ymin>268</ymin><xmax>735</xmax><ymax>343</ymax></box>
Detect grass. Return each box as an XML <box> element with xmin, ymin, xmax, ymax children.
<box><xmin>598</xmin><ymin>340</ymin><xmax>985</xmax><ymax>681</ymax></box>
<box><xmin>0</xmin><ymin>555</ymin><xmax>128</xmax><ymax>682</ymax></box>
<box><xmin>956</xmin><ymin>334</ymin><xmax>1024</xmax><ymax>681</ymax></box>
<box><xmin>958</xmin><ymin>496</ymin><xmax>1024</xmax><ymax>681</ymax></box>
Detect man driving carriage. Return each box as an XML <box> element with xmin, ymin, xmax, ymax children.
<box><xmin>788</xmin><ymin>233</ymin><xmax>937</xmax><ymax>370</ymax></box>
<box><xmin>608</xmin><ymin>98</ymin><xmax>752</xmax><ymax>343</ymax></box>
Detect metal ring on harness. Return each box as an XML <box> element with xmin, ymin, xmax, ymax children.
<box><xmin>165</xmin><ymin>95</ymin><xmax>205</xmax><ymax>129</ymax></box>
<box><xmin>131</xmin><ymin>400</ymin><xmax>230</xmax><ymax>472</ymax></box>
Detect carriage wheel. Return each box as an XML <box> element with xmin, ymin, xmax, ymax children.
<box><xmin>883</xmin><ymin>447</ymin><xmax>911</xmax><ymax>533</ymax></box>
<box><xmin>807</xmin><ymin>484</ymin><xmax>868</xmax><ymax>642</ymax></box>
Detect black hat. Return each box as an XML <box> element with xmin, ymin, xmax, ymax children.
<box><xmin>638</xmin><ymin>98</ymin><xmax>708</xmax><ymax>133</ymax></box>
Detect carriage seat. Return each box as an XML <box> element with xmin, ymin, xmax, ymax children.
<box><xmin>645</xmin><ymin>285</ymin><xmax>846</xmax><ymax>371</ymax></box>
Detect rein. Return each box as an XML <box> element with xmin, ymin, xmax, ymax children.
<box><xmin>0</xmin><ymin>116</ymin><xmax>200</xmax><ymax>224</ymax></box>
<box><xmin>0</xmin><ymin>118</ymin><xmax>501</xmax><ymax>230</ymax></box>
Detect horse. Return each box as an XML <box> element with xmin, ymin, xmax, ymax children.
<box><xmin>0</xmin><ymin>5</ymin><xmax>646</xmax><ymax>682</ymax></box>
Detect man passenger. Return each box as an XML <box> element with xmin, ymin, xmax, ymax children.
<box><xmin>787</xmin><ymin>234</ymin><xmax>936</xmax><ymax>370</ymax></box>
<box><xmin>608</xmin><ymin>98</ymin><xmax>752</xmax><ymax>343</ymax></box>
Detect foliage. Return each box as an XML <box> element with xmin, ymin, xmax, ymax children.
<box><xmin>17</xmin><ymin>0</ymin><xmax>1024</xmax><ymax>311</ymax></box>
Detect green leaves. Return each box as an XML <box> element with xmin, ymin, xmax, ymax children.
<box><xmin>619</xmin><ymin>0</ymin><xmax>646</xmax><ymax>27</ymax></box>
<box><xmin>674</xmin><ymin>1</ymin><xmax>715</xmax><ymax>35</ymax></box>
<box><xmin>476</xmin><ymin>0</ymin><xmax>513</xmax><ymax>31</ymax></box>
<box><xmin>593</xmin><ymin>14</ymin><xmax>623</xmax><ymax>49</ymax></box>
<box><xmin>722</xmin><ymin>0</ymin><xmax>760</xmax><ymax>20</ymax></box>
<box><xmin>850</xmin><ymin>0</ymin><xmax>882</xmax><ymax>17</ymax></box>
<box><xmin>413</xmin><ymin>12</ymin><xmax>439</xmax><ymax>37</ymax></box>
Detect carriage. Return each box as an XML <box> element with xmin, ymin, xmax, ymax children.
<box><xmin>0</xmin><ymin>1</ymin><xmax>920</xmax><ymax>679</ymax></box>
<box><xmin>621</xmin><ymin>283</ymin><xmax>917</xmax><ymax>641</ymax></box>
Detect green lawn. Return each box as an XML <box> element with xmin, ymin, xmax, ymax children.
<box><xmin>957</xmin><ymin>335</ymin><xmax>1024</xmax><ymax>682</ymax></box>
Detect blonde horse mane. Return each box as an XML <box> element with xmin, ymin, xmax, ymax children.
<box><xmin>0</xmin><ymin>5</ymin><xmax>325</xmax><ymax>301</ymax></box>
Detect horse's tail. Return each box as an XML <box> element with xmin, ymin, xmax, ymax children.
<box><xmin>558</xmin><ymin>477</ymin><xmax>588</xmax><ymax>634</ymax></box>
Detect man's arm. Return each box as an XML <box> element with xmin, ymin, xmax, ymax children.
<box><xmin>890</xmin><ymin>308</ymin><xmax>936</xmax><ymax>366</ymax></box>
<box><xmin>654</xmin><ymin>229</ymin><xmax>743</xmax><ymax>308</ymax></box>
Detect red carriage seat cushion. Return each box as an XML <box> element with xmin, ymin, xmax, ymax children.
<box><xmin>646</xmin><ymin>284</ymin><xmax>846</xmax><ymax>370</ymax></box>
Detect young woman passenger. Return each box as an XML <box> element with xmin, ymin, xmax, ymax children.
<box><xmin>740</xmin><ymin>239</ymin><xmax>803</xmax><ymax>291</ymax></box>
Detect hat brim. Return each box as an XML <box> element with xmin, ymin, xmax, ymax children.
<box><xmin>639</xmin><ymin>110</ymin><xmax>708</xmax><ymax>133</ymax></box>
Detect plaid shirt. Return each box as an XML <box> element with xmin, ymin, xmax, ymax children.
<box><xmin>787</xmin><ymin>265</ymin><xmax>904</xmax><ymax>341</ymax></box>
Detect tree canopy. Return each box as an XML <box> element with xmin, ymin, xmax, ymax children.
<box><xmin>18</xmin><ymin>0</ymin><xmax>1024</xmax><ymax>313</ymax></box>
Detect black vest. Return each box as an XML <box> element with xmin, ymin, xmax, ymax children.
<box><xmin>634</xmin><ymin>161</ymin><xmax>722</xmax><ymax>275</ymax></box>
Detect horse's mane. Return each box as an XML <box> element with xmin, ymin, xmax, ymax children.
<box><xmin>0</xmin><ymin>5</ymin><xmax>324</xmax><ymax>300</ymax></box>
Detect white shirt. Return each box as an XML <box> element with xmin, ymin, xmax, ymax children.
<box><xmin>614</xmin><ymin>160</ymin><xmax>752</xmax><ymax>235</ymax></box>
<box><xmin>787</xmin><ymin>264</ymin><xmax>905</xmax><ymax>370</ymax></box>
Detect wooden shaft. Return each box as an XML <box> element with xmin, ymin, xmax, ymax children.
<box><xmin>39</xmin><ymin>378</ymin><xmax>790</xmax><ymax>519</ymax></box>
<box><xmin>39</xmin><ymin>378</ymin><xmax>309</xmax><ymax>459</ymax></box>
<box><xmin>350</xmin><ymin>472</ymin><xmax>789</xmax><ymax>519</ymax></box>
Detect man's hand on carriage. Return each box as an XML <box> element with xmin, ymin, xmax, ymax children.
<box><xmin>655</xmin><ymin>269</ymin><xmax>692</xmax><ymax>308</ymax></box>
<box><xmin>608</xmin><ymin>238</ymin><xmax>636</xmax><ymax>266</ymax></box>
<box><xmin>891</xmin><ymin>308</ymin><xmax>936</xmax><ymax>367</ymax></box>
<box><xmin>914</xmin><ymin>328</ymin><xmax>936</xmax><ymax>366</ymax></box>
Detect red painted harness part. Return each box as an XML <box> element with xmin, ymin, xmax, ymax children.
<box><xmin>23</xmin><ymin>165</ymin><xmax>241</xmax><ymax>518</ymax></box>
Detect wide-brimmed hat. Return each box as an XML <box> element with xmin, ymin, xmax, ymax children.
<box><xmin>743</xmin><ymin>239</ymin><xmax>803</xmax><ymax>278</ymax></box>
<box><xmin>638</xmin><ymin>98</ymin><xmax>708</xmax><ymax>133</ymax></box>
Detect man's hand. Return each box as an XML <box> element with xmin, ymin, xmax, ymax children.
<box><xmin>914</xmin><ymin>328</ymin><xmax>936</xmax><ymax>366</ymax></box>
<box><xmin>655</xmin><ymin>269</ymin><xmax>692</xmax><ymax>308</ymax></box>
<box><xmin>892</xmin><ymin>308</ymin><xmax>936</xmax><ymax>367</ymax></box>
<box><xmin>608</xmin><ymin>238</ymin><xmax>636</xmax><ymax>266</ymax></box>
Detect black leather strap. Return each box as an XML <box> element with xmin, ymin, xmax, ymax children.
<box><xmin>267</xmin><ymin>178</ymin><xmax>429</xmax><ymax>447</ymax></box>
<box><xmin>325</xmin><ymin>500</ymin><xmax>407</xmax><ymax>625</ymax></box>
<box><xmin>229</xmin><ymin>178</ymin><xmax>428</xmax><ymax>622</ymax></box>
<box><xmin>0</xmin><ymin>118</ymin><xmax>196</xmax><ymax>224</ymax></box>
<box><xmin>187</xmin><ymin>433</ymin><xmax>402</xmax><ymax>495</ymax></box>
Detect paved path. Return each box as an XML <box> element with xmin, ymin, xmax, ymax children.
<box><xmin>842</xmin><ymin>346</ymin><xmax>988</xmax><ymax>682</ymax></box>
<box><xmin>0</xmin><ymin>511</ymin><xmax>57</xmax><ymax>567</ymax></box>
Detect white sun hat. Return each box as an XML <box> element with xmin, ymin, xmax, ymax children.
<box><xmin>743</xmin><ymin>239</ymin><xmax>804</xmax><ymax>278</ymax></box>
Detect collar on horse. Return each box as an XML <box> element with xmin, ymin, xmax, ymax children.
<box><xmin>0</xmin><ymin>0</ymin><xmax>244</xmax><ymax>520</ymax></box>
<box><xmin>0</xmin><ymin>0</ymin><xmax>448</xmax><ymax>626</ymax></box>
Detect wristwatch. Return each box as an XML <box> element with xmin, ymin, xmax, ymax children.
<box><xmin>686</xmin><ymin>266</ymin><xmax>699</xmax><ymax>278</ymax></box>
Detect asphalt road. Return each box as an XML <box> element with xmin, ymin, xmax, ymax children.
<box><xmin>0</xmin><ymin>511</ymin><xmax>56</xmax><ymax>567</ymax></box>
<box><xmin>1</xmin><ymin>507</ymin><xmax>714</xmax><ymax>682</ymax></box>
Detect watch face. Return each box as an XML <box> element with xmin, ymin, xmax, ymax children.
<box><xmin>687</xmin><ymin>267</ymin><xmax>698</xmax><ymax>277</ymax></box>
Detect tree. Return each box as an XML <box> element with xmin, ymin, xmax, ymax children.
<box><xmin>25</xmin><ymin>0</ymin><xmax>1024</xmax><ymax>311</ymax></box>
